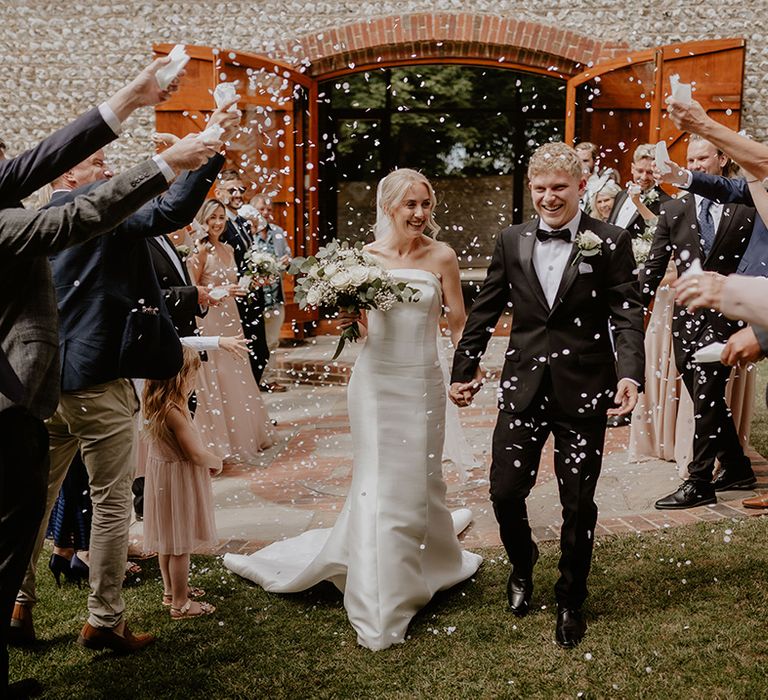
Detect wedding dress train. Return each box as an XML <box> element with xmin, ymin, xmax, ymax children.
<box><xmin>224</xmin><ymin>269</ymin><xmax>482</xmax><ymax>650</ymax></box>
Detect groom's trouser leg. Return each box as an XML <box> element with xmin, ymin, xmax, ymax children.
<box><xmin>551</xmin><ymin>414</ymin><xmax>606</xmax><ymax>609</ymax></box>
<box><xmin>489</xmin><ymin>400</ymin><xmax>550</xmax><ymax>574</ymax></box>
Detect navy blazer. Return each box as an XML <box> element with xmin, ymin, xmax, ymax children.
<box><xmin>49</xmin><ymin>154</ymin><xmax>224</xmax><ymax>391</ymax></box>
<box><xmin>0</xmin><ymin>107</ymin><xmax>116</xmax><ymax>209</ymax></box>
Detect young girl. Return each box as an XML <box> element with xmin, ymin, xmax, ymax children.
<box><xmin>142</xmin><ymin>347</ymin><xmax>222</xmax><ymax>619</ymax></box>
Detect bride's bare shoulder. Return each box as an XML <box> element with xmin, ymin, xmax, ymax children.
<box><xmin>427</xmin><ymin>238</ymin><xmax>458</xmax><ymax>263</ymax></box>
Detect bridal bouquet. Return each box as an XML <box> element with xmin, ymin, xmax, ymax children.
<box><xmin>290</xmin><ymin>240</ymin><xmax>421</xmax><ymax>359</ymax></box>
<box><xmin>632</xmin><ymin>224</ymin><xmax>657</xmax><ymax>267</ymax></box>
<box><xmin>242</xmin><ymin>248</ymin><xmax>283</xmax><ymax>287</ymax></box>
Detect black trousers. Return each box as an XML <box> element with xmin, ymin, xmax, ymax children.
<box><xmin>489</xmin><ymin>376</ymin><xmax>607</xmax><ymax>609</ymax></box>
<box><xmin>236</xmin><ymin>294</ymin><xmax>269</xmax><ymax>386</ymax></box>
<box><xmin>675</xmin><ymin>331</ymin><xmax>750</xmax><ymax>484</ymax></box>
<box><xmin>0</xmin><ymin>407</ymin><xmax>49</xmax><ymax>692</ymax></box>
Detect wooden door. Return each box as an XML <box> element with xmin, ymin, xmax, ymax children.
<box><xmin>565</xmin><ymin>39</ymin><xmax>746</xmax><ymax>184</ymax></box>
<box><xmin>154</xmin><ymin>44</ymin><xmax>320</xmax><ymax>337</ymax></box>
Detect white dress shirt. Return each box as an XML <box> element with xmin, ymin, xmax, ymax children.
<box><xmin>692</xmin><ymin>193</ymin><xmax>724</xmax><ymax>232</ymax></box>
<box><xmin>533</xmin><ymin>211</ymin><xmax>581</xmax><ymax>308</ymax></box>
<box><xmin>614</xmin><ymin>194</ymin><xmax>638</xmax><ymax>230</ymax></box>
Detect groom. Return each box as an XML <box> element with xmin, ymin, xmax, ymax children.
<box><xmin>450</xmin><ymin>142</ymin><xmax>645</xmax><ymax>648</ymax></box>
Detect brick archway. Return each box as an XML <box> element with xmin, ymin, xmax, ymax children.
<box><xmin>279</xmin><ymin>13</ymin><xmax>628</xmax><ymax>78</ymax></box>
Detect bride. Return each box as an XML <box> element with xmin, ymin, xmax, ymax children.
<box><xmin>223</xmin><ymin>169</ymin><xmax>482</xmax><ymax>650</ymax></box>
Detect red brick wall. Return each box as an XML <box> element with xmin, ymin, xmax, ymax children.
<box><xmin>281</xmin><ymin>13</ymin><xmax>628</xmax><ymax>78</ymax></box>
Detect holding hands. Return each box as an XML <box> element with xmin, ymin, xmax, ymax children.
<box><xmin>449</xmin><ymin>367</ymin><xmax>485</xmax><ymax>407</ymax></box>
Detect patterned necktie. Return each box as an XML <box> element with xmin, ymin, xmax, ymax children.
<box><xmin>698</xmin><ymin>197</ymin><xmax>715</xmax><ymax>256</ymax></box>
<box><xmin>235</xmin><ymin>216</ymin><xmax>252</xmax><ymax>249</ymax></box>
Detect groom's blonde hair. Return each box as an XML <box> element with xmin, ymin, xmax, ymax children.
<box><xmin>527</xmin><ymin>142</ymin><xmax>583</xmax><ymax>180</ymax></box>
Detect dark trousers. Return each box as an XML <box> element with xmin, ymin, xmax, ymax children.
<box><xmin>236</xmin><ymin>294</ymin><xmax>269</xmax><ymax>386</ymax></box>
<box><xmin>0</xmin><ymin>407</ymin><xmax>49</xmax><ymax>692</ymax></box>
<box><xmin>489</xmin><ymin>379</ymin><xmax>607</xmax><ymax>609</ymax></box>
<box><xmin>676</xmin><ymin>350</ymin><xmax>750</xmax><ymax>484</ymax></box>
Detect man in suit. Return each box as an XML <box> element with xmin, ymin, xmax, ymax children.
<box><xmin>657</xmin><ymin>149</ymin><xmax>768</xmax><ymax>508</ymax></box>
<box><xmin>215</xmin><ymin>169</ymin><xmax>270</xmax><ymax>385</ymax></box>
<box><xmin>608</xmin><ymin>143</ymin><xmax>672</xmax><ymax>238</ymax></box>
<box><xmin>0</xmin><ymin>59</ymin><xmax>192</xmax><ymax>698</ymax></box>
<box><xmin>0</xmin><ymin>138</ymin><xmax>213</xmax><ymax>697</ymax></box>
<box><xmin>643</xmin><ymin>136</ymin><xmax>757</xmax><ymax>510</ymax></box>
<box><xmin>11</xmin><ymin>106</ymin><xmax>235</xmax><ymax>656</ymax></box>
<box><xmin>450</xmin><ymin>142</ymin><xmax>645</xmax><ymax>649</ymax></box>
<box><xmin>575</xmin><ymin>141</ymin><xmax>619</xmax><ymax>214</ymax></box>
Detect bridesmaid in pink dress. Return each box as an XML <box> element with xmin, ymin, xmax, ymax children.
<box><xmin>188</xmin><ymin>199</ymin><xmax>274</xmax><ymax>464</ymax></box>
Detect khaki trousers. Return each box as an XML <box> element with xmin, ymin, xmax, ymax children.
<box><xmin>17</xmin><ymin>379</ymin><xmax>137</xmax><ymax>629</ymax></box>
<box><xmin>262</xmin><ymin>303</ymin><xmax>285</xmax><ymax>383</ymax></box>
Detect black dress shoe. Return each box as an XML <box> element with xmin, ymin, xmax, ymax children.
<box><xmin>507</xmin><ymin>542</ymin><xmax>539</xmax><ymax>617</ymax></box>
<box><xmin>555</xmin><ymin>607</ymin><xmax>586</xmax><ymax>649</ymax></box>
<box><xmin>712</xmin><ymin>469</ymin><xmax>757</xmax><ymax>492</ymax></box>
<box><xmin>654</xmin><ymin>480</ymin><xmax>716</xmax><ymax>510</ymax></box>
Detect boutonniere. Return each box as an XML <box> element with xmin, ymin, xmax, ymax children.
<box><xmin>175</xmin><ymin>244</ymin><xmax>191</xmax><ymax>260</ymax></box>
<box><xmin>571</xmin><ymin>230</ymin><xmax>602</xmax><ymax>266</ymax></box>
<box><xmin>642</xmin><ymin>188</ymin><xmax>659</xmax><ymax>204</ymax></box>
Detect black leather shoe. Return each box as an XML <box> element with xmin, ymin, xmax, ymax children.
<box><xmin>712</xmin><ymin>469</ymin><xmax>757</xmax><ymax>492</ymax></box>
<box><xmin>654</xmin><ymin>481</ymin><xmax>716</xmax><ymax>510</ymax></box>
<box><xmin>507</xmin><ymin>542</ymin><xmax>539</xmax><ymax>617</ymax></box>
<box><xmin>555</xmin><ymin>607</ymin><xmax>586</xmax><ymax>649</ymax></box>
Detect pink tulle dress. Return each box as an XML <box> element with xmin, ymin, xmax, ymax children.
<box><xmin>143</xmin><ymin>411</ymin><xmax>219</xmax><ymax>556</ymax></box>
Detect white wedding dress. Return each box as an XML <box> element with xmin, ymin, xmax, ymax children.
<box><xmin>223</xmin><ymin>269</ymin><xmax>482</xmax><ymax>650</ymax></box>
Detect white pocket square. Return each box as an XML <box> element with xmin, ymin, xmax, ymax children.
<box><xmin>578</xmin><ymin>262</ymin><xmax>593</xmax><ymax>274</ymax></box>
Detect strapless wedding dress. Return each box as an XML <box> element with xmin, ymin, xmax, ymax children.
<box><xmin>224</xmin><ymin>269</ymin><xmax>482</xmax><ymax>650</ymax></box>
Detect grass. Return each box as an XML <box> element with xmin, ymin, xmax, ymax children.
<box><xmin>10</xmin><ymin>516</ymin><xmax>768</xmax><ymax>699</ymax></box>
<box><xmin>11</xmin><ymin>366</ymin><xmax>768</xmax><ymax>699</ymax></box>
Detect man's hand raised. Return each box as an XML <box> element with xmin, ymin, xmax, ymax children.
<box><xmin>161</xmin><ymin>134</ymin><xmax>219</xmax><ymax>175</ymax></box>
<box><xmin>107</xmin><ymin>57</ymin><xmax>185</xmax><ymax>122</ymax></box>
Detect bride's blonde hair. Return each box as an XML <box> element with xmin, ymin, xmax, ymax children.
<box><xmin>142</xmin><ymin>347</ymin><xmax>201</xmax><ymax>444</ymax></box>
<box><xmin>373</xmin><ymin>168</ymin><xmax>440</xmax><ymax>240</ymax></box>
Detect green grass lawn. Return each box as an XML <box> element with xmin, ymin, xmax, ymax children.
<box><xmin>10</xmin><ymin>516</ymin><xmax>768</xmax><ymax>699</ymax></box>
<box><xmin>11</xmin><ymin>366</ymin><xmax>768</xmax><ymax>699</ymax></box>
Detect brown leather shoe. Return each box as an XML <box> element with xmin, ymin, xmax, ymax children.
<box><xmin>9</xmin><ymin>603</ymin><xmax>35</xmax><ymax>646</ymax></box>
<box><xmin>742</xmin><ymin>494</ymin><xmax>768</xmax><ymax>509</ymax></box>
<box><xmin>77</xmin><ymin>620</ymin><xmax>154</xmax><ymax>653</ymax></box>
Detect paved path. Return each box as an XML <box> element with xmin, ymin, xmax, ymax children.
<box><xmin>130</xmin><ymin>337</ymin><xmax>768</xmax><ymax>555</ymax></box>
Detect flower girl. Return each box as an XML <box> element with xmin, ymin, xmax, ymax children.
<box><xmin>142</xmin><ymin>348</ymin><xmax>221</xmax><ymax>619</ymax></box>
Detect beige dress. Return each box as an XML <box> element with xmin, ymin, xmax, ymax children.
<box><xmin>193</xmin><ymin>245</ymin><xmax>274</xmax><ymax>462</ymax></box>
<box><xmin>630</xmin><ymin>284</ymin><xmax>755</xmax><ymax>473</ymax></box>
<box><xmin>143</xmin><ymin>411</ymin><xmax>218</xmax><ymax>555</ymax></box>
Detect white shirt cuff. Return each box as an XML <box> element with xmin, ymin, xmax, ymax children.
<box><xmin>620</xmin><ymin>377</ymin><xmax>641</xmax><ymax>387</ymax></box>
<box><xmin>180</xmin><ymin>336</ymin><xmax>221</xmax><ymax>352</ymax></box>
<box><xmin>680</xmin><ymin>170</ymin><xmax>693</xmax><ymax>189</ymax></box>
<box><xmin>98</xmin><ymin>102</ymin><xmax>122</xmax><ymax>135</ymax></box>
<box><xmin>152</xmin><ymin>154</ymin><xmax>176</xmax><ymax>183</ymax></box>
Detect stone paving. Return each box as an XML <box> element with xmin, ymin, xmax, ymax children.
<box><xmin>130</xmin><ymin>337</ymin><xmax>768</xmax><ymax>555</ymax></box>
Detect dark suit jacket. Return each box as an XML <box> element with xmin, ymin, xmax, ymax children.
<box><xmin>0</xmin><ymin>107</ymin><xmax>117</xmax><ymax>209</ymax></box>
<box><xmin>221</xmin><ymin>217</ymin><xmax>269</xmax><ymax>373</ymax></box>
<box><xmin>147</xmin><ymin>236</ymin><xmax>202</xmax><ymax>338</ymax></box>
<box><xmin>452</xmin><ymin>214</ymin><xmax>645</xmax><ymax>417</ymax></box>
<box><xmin>49</xmin><ymin>153</ymin><xmax>224</xmax><ymax>392</ymax></box>
<box><xmin>0</xmin><ymin>160</ymin><xmax>169</xmax><ymax>418</ymax></box>
<box><xmin>641</xmin><ymin>194</ymin><xmax>755</xmax><ymax>353</ymax></box>
<box><xmin>608</xmin><ymin>186</ymin><xmax>671</xmax><ymax>238</ymax></box>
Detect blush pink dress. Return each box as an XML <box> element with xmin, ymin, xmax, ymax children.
<box><xmin>143</xmin><ymin>410</ymin><xmax>218</xmax><ymax>555</ymax></box>
<box><xmin>192</xmin><ymin>245</ymin><xmax>274</xmax><ymax>463</ymax></box>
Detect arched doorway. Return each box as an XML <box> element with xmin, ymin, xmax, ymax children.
<box><xmin>154</xmin><ymin>19</ymin><xmax>745</xmax><ymax>337</ymax></box>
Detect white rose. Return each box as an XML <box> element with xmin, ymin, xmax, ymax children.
<box><xmin>330</xmin><ymin>270</ymin><xmax>352</xmax><ymax>289</ymax></box>
<box><xmin>306</xmin><ymin>287</ymin><xmax>322</xmax><ymax>306</ymax></box>
<box><xmin>367</xmin><ymin>266</ymin><xmax>386</xmax><ymax>283</ymax></box>
<box><xmin>348</xmin><ymin>265</ymin><xmax>370</xmax><ymax>286</ymax></box>
<box><xmin>578</xmin><ymin>230</ymin><xmax>602</xmax><ymax>257</ymax></box>
<box><xmin>324</xmin><ymin>262</ymin><xmax>339</xmax><ymax>277</ymax></box>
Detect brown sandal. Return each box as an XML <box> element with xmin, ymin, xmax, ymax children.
<box><xmin>170</xmin><ymin>599</ymin><xmax>215</xmax><ymax>620</ymax></box>
<box><xmin>162</xmin><ymin>587</ymin><xmax>205</xmax><ymax>606</ymax></box>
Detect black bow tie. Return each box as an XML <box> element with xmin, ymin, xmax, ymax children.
<box><xmin>536</xmin><ymin>228</ymin><xmax>571</xmax><ymax>243</ymax></box>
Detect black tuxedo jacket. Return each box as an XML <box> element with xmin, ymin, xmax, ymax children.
<box><xmin>221</xmin><ymin>216</ymin><xmax>269</xmax><ymax>369</ymax></box>
<box><xmin>147</xmin><ymin>236</ymin><xmax>202</xmax><ymax>338</ymax></box>
<box><xmin>608</xmin><ymin>186</ymin><xmax>671</xmax><ymax>238</ymax></box>
<box><xmin>452</xmin><ymin>214</ymin><xmax>645</xmax><ymax>417</ymax></box>
<box><xmin>49</xmin><ymin>153</ymin><xmax>224</xmax><ymax>391</ymax></box>
<box><xmin>641</xmin><ymin>194</ymin><xmax>755</xmax><ymax>347</ymax></box>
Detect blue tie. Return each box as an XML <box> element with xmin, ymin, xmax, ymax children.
<box><xmin>698</xmin><ymin>197</ymin><xmax>715</xmax><ymax>256</ymax></box>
